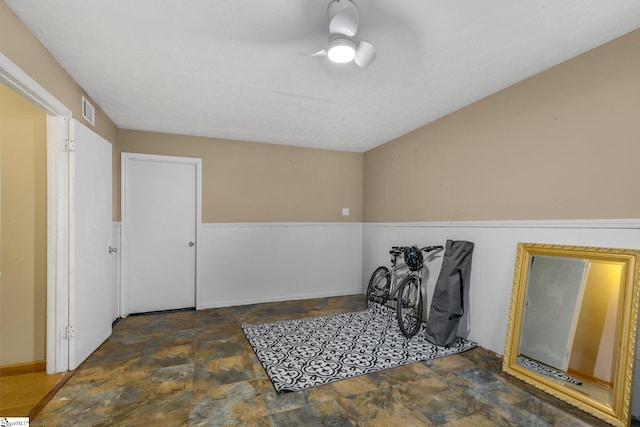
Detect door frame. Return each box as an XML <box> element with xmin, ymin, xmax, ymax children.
<box><xmin>0</xmin><ymin>52</ymin><xmax>72</xmax><ymax>373</ymax></box>
<box><xmin>120</xmin><ymin>152</ymin><xmax>202</xmax><ymax>317</ymax></box>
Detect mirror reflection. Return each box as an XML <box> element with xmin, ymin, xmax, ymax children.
<box><xmin>503</xmin><ymin>243</ymin><xmax>640</xmax><ymax>427</ymax></box>
<box><xmin>518</xmin><ymin>255</ymin><xmax>624</xmax><ymax>405</ymax></box>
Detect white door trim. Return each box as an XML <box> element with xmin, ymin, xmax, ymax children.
<box><xmin>0</xmin><ymin>52</ymin><xmax>72</xmax><ymax>373</ymax></box>
<box><xmin>120</xmin><ymin>152</ymin><xmax>202</xmax><ymax>316</ymax></box>
<box><xmin>0</xmin><ymin>52</ymin><xmax>71</xmax><ymax>117</ymax></box>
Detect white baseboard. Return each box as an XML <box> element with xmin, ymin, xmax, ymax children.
<box><xmin>198</xmin><ymin>288</ymin><xmax>363</xmax><ymax>310</ymax></box>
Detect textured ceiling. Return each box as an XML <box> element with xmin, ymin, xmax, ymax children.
<box><xmin>5</xmin><ymin>0</ymin><xmax>640</xmax><ymax>152</ymax></box>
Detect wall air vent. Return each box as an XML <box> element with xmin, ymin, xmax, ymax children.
<box><xmin>82</xmin><ymin>96</ymin><xmax>95</xmax><ymax>126</ymax></box>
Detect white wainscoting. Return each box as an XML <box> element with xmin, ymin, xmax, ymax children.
<box><xmin>363</xmin><ymin>220</ymin><xmax>640</xmax><ymax>355</ymax></box>
<box><xmin>114</xmin><ymin>219</ymin><xmax>639</xmax><ymax>342</ymax></box>
<box><xmin>197</xmin><ymin>223</ymin><xmax>363</xmax><ymax>309</ymax></box>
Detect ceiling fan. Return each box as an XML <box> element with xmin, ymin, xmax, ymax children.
<box><xmin>309</xmin><ymin>0</ymin><xmax>376</xmax><ymax>67</ymax></box>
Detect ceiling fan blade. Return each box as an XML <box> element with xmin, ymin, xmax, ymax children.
<box><xmin>354</xmin><ymin>40</ymin><xmax>376</xmax><ymax>67</ymax></box>
<box><xmin>304</xmin><ymin>48</ymin><xmax>327</xmax><ymax>57</ymax></box>
<box><xmin>329</xmin><ymin>0</ymin><xmax>359</xmax><ymax>37</ymax></box>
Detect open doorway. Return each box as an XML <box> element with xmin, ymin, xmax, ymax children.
<box><xmin>0</xmin><ymin>81</ymin><xmax>48</xmax><ymax>371</ymax></box>
<box><xmin>0</xmin><ymin>79</ymin><xmax>71</xmax><ymax>419</ymax></box>
<box><xmin>1</xmin><ymin>52</ymin><xmax>72</xmax><ymax>377</ymax></box>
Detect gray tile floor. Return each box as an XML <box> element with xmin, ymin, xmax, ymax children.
<box><xmin>33</xmin><ymin>295</ymin><xmax>611</xmax><ymax>426</ymax></box>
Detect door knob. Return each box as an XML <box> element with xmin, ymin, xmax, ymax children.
<box><xmin>108</xmin><ymin>246</ymin><xmax>118</xmax><ymax>254</ymax></box>
<box><xmin>189</xmin><ymin>241</ymin><xmax>195</xmax><ymax>247</ymax></box>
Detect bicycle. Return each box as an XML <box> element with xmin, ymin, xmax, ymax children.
<box><xmin>366</xmin><ymin>245</ymin><xmax>443</xmax><ymax>338</ymax></box>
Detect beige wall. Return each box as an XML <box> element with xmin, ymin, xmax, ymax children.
<box><xmin>119</xmin><ymin>130</ymin><xmax>364</xmax><ymax>223</ymax></box>
<box><xmin>364</xmin><ymin>30</ymin><xmax>640</xmax><ymax>222</ymax></box>
<box><xmin>0</xmin><ymin>82</ymin><xmax>47</xmax><ymax>365</ymax></box>
<box><xmin>1</xmin><ymin>2</ymin><xmax>121</xmax><ymax>220</ymax></box>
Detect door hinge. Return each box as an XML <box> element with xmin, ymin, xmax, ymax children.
<box><xmin>62</xmin><ymin>139</ymin><xmax>76</xmax><ymax>152</ymax></box>
<box><xmin>63</xmin><ymin>325</ymin><xmax>76</xmax><ymax>339</ymax></box>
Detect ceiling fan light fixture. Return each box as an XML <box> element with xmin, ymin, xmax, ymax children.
<box><xmin>327</xmin><ymin>37</ymin><xmax>356</xmax><ymax>63</ymax></box>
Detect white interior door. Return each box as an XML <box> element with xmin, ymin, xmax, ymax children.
<box><xmin>69</xmin><ymin>119</ymin><xmax>112</xmax><ymax>370</ymax></box>
<box><xmin>122</xmin><ymin>153</ymin><xmax>199</xmax><ymax>314</ymax></box>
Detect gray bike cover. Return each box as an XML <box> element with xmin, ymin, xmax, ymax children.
<box><xmin>424</xmin><ymin>240</ymin><xmax>474</xmax><ymax>347</ymax></box>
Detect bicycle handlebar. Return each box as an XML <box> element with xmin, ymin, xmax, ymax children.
<box><xmin>420</xmin><ymin>245</ymin><xmax>444</xmax><ymax>253</ymax></box>
<box><xmin>389</xmin><ymin>245</ymin><xmax>444</xmax><ymax>255</ymax></box>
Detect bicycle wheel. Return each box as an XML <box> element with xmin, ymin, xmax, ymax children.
<box><xmin>366</xmin><ymin>266</ymin><xmax>390</xmax><ymax>305</ymax></box>
<box><xmin>396</xmin><ymin>275</ymin><xmax>423</xmax><ymax>337</ymax></box>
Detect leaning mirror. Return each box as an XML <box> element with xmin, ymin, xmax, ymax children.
<box><xmin>503</xmin><ymin>243</ymin><xmax>640</xmax><ymax>426</ymax></box>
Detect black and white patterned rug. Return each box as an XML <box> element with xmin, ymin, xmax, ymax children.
<box><xmin>517</xmin><ymin>355</ymin><xmax>583</xmax><ymax>385</ymax></box>
<box><xmin>242</xmin><ymin>302</ymin><xmax>477</xmax><ymax>394</ymax></box>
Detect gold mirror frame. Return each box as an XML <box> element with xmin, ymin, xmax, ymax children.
<box><xmin>503</xmin><ymin>243</ymin><xmax>640</xmax><ymax>426</ymax></box>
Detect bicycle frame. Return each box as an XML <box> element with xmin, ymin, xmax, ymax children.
<box><xmin>385</xmin><ymin>258</ymin><xmax>424</xmax><ymax>305</ymax></box>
